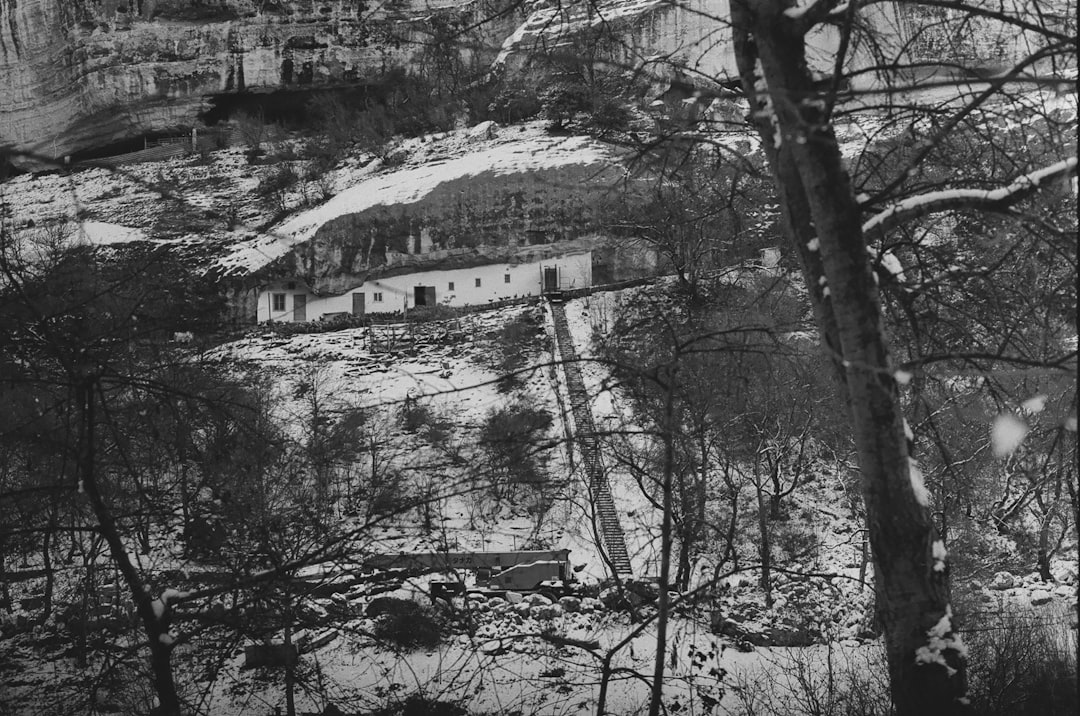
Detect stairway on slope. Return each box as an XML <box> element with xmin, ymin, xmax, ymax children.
<box><xmin>548</xmin><ymin>299</ymin><xmax>633</xmax><ymax>577</ymax></box>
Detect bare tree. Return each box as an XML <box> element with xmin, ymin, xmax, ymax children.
<box><xmin>728</xmin><ymin>0</ymin><xmax>1076</xmax><ymax>711</ymax></box>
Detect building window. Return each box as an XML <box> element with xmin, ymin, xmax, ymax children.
<box><xmin>475</xmin><ymin>278</ymin><xmax>482</xmax><ymax>287</ymax></box>
<box><xmin>373</xmin><ymin>292</ymin><xmax>383</xmax><ymax>302</ymax></box>
<box><xmin>504</xmin><ymin>273</ymin><xmax>511</xmax><ymax>283</ymax></box>
<box><xmin>448</xmin><ymin>281</ymin><xmax>455</xmax><ymax>291</ymax></box>
<box><xmin>272</xmin><ymin>293</ymin><xmax>286</xmax><ymax>311</ymax></box>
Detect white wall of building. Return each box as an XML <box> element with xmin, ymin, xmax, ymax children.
<box><xmin>257</xmin><ymin>251</ymin><xmax>592</xmax><ymax>323</ymax></box>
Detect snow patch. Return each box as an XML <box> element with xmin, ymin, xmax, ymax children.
<box><xmin>1020</xmin><ymin>394</ymin><xmax>1047</xmax><ymax>414</ymax></box>
<box><xmin>902</xmin><ymin>418</ymin><xmax>914</xmax><ymax>442</ymax></box>
<box><xmin>879</xmin><ymin>251</ymin><xmax>906</xmax><ymax>283</ymax></box>
<box><xmin>932</xmin><ymin>540</ymin><xmax>947</xmax><ymax>572</ymax></box>
<box><xmin>914</xmin><ymin>606</ymin><xmax>967</xmax><ymax>677</ymax></box>
<box><xmin>782</xmin><ymin>0</ymin><xmax>822</xmax><ymax>19</ymax></box>
<box><xmin>894</xmin><ymin>369</ymin><xmax>913</xmax><ymax>386</ymax></box>
<box><xmin>991</xmin><ymin>413</ymin><xmax>1028</xmax><ymax>457</ymax></box>
<box><xmin>909</xmin><ymin>458</ymin><xmax>929</xmax><ymax>506</ymax></box>
<box><xmin>73</xmin><ymin>220</ymin><xmax>149</xmax><ymax>246</ymax></box>
<box><xmin>807</xmin><ymin>238</ymin><xmax>820</xmax><ymax>251</ymax></box>
<box><xmin>161</xmin><ymin>588</ymin><xmax>190</xmax><ymax>604</ymax></box>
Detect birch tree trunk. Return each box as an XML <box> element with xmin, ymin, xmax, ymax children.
<box><xmin>730</xmin><ymin>2</ymin><xmax>969</xmax><ymax>712</ymax></box>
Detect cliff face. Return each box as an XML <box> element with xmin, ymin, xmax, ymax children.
<box><xmin>3</xmin><ymin>0</ymin><xmax>1070</xmax><ymax>164</ymax></box>
<box><xmin>276</xmin><ymin>161</ymin><xmax>651</xmax><ymax>294</ymax></box>
<box><xmin>0</xmin><ymin>0</ymin><xmax>516</xmax><ymax>162</ymax></box>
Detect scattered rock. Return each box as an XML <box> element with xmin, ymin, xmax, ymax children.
<box><xmin>1054</xmin><ymin>585</ymin><xmax>1073</xmax><ymax>599</ymax></box>
<box><xmin>558</xmin><ymin>596</ymin><xmax>581</xmax><ymax>613</ymax></box>
<box><xmin>525</xmin><ymin>593</ymin><xmax>553</xmax><ymax>607</ymax></box>
<box><xmin>1030</xmin><ymin>590</ymin><xmax>1053</xmax><ymax>606</ymax></box>
<box><xmin>989</xmin><ymin>571</ymin><xmax>1015</xmax><ymax>590</ymax></box>
<box><xmin>579</xmin><ymin>597</ymin><xmax>603</xmax><ymax>613</ymax></box>
<box><xmin>505</xmin><ymin>591</ymin><xmax>524</xmax><ymax>604</ymax></box>
<box><xmin>531</xmin><ymin>605</ymin><xmax>561</xmax><ymax>620</ymax></box>
<box><xmin>1053</xmin><ymin>566</ymin><xmax>1077</xmax><ymax>585</ymax></box>
<box><xmin>468</xmin><ymin>121</ymin><xmax>498</xmax><ymax>140</ymax></box>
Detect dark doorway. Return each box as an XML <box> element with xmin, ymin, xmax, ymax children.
<box><xmin>352</xmin><ymin>292</ymin><xmax>365</xmax><ymax>316</ymax></box>
<box><xmin>414</xmin><ymin>285</ymin><xmax>436</xmax><ymax>307</ymax></box>
<box><xmin>293</xmin><ymin>294</ymin><xmax>307</xmax><ymax>322</ymax></box>
<box><xmin>543</xmin><ymin>267</ymin><xmax>558</xmax><ymax>293</ymax></box>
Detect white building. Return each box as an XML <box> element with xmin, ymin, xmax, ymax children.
<box><xmin>257</xmin><ymin>251</ymin><xmax>592</xmax><ymax>323</ymax></box>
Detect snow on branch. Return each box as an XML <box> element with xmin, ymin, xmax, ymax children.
<box><xmin>782</xmin><ymin>0</ymin><xmax>846</xmax><ymax>31</ymax></box>
<box><xmin>863</xmin><ymin>156</ymin><xmax>1078</xmax><ymax>238</ymax></box>
<box><xmin>783</xmin><ymin>0</ymin><xmax>825</xmax><ymax>19</ymax></box>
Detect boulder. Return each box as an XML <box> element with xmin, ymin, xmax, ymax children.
<box><xmin>1030</xmin><ymin>590</ymin><xmax>1053</xmax><ymax>606</ymax></box>
<box><xmin>468</xmin><ymin>121</ymin><xmax>499</xmax><ymax>140</ymax></box>
<box><xmin>558</xmin><ymin>596</ymin><xmax>582</xmax><ymax>613</ymax></box>
<box><xmin>531</xmin><ymin>605</ymin><xmax>562</xmax><ymax>620</ymax></box>
<box><xmin>505</xmin><ymin>591</ymin><xmax>524</xmax><ymax>604</ymax></box>
<box><xmin>1053</xmin><ymin>566</ymin><xmax>1078</xmax><ymax>585</ymax></box>
<box><xmin>579</xmin><ymin>597</ymin><xmax>604</xmax><ymax>612</ymax></box>
<box><xmin>989</xmin><ymin>571</ymin><xmax>1015</xmax><ymax>590</ymax></box>
<box><xmin>525</xmin><ymin>593</ymin><xmax>553</xmax><ymax>607</ymax></box>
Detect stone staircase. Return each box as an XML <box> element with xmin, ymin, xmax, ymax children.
<box><xmin>548</xmin><ymin>296</ymin><xmax>633</xmax><ymax>577</ymax></box>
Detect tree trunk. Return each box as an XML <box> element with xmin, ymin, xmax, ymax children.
<box><xmin>76</xmin><ymin>377</ymin><xmax>182</xmax><ymax>715</ymax></box>
<box><xmin>1036</xmin><ymin>509</ymin><xmax>1055</xmax><ymax>582</ymax></box>
<box><xmin>756</xmin><ymin>483</ymin><xmax>773</xmax><ymax>608</ymax></box>
<box><xmin>40</xmin><ymin>506</ymin><xmax>57</xmax><ymax>625</ymax></box>
<box><xmin>731</xmin><ymin>4</ymin><xmax>969</xmax><ymax>713</ymax></box>
<box><xmin>648</xmin><ymin>380</ymin><xmax>677</xmax><ymax>716</ymax></box>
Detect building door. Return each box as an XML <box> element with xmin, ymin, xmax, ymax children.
<box><xmin>543</xmin><ymin>267</ymin><xmax>558</xmax><ymax>293</ymax></box>
<box><xmin>352</xmin><ymin>292</ymin><xmax>365</xmax><ymax>316</ymax></box>
<box><xmin>292</xmin><ymin>294</ymin><xmax>307</xmax><ymax>322</ymax></box>
<box><xmin>414</xmin><ymin>285</ymin><xmax>436</xmax><ymax>306</ymax></box>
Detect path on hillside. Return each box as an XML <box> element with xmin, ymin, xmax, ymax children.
<box><xmin>548</xmin><ymin>297</ymin><xmax>633</xmax><ymax>577</ymax></box>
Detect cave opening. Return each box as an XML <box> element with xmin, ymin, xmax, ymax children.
<box><xmin>200</xmin><ymin>86</ymin><xmax>381</xmax><ymax>129</ymax></box>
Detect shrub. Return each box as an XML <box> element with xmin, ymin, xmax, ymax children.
<box><xmin>366</xmin><ymin>467</ymin><xmax>411</xmax><ymax>519</ymax></box>
<box><xmin>773</xmin><ymin>522</ymin><xmax>821</xmax><ymax>563</ymax></box>
<box><xmin>400</xmin><ymin>400</ymin><xmax>452</xmax><ymax>444</ymax></box>
<box><xmin>726</xmin><ymin>641</ymin><xmax>893</xmax><ymax>716</ymax></box>
<box><xmin>368</xmin><ymin>598</ymin><xmax>442</xmax><ymax>651</ymax></box>
<box><xmin>964</xmin><ymin>608</ymin><xmax>1078</xmax><ymax>716</ymax></box>
<box><xmin>365</xmin><ymin>694</ymin><xmax>468</xmax><ymax>716</ymax></box>
<box><xmin>479</xmin><ymin>401</ymin><xmax>553</xmax><ymax>504</ymax></box>
<box><xmin>493</xmin><ymin>309</ymin><xmax>545</xmax><ymax>392</ymax></box>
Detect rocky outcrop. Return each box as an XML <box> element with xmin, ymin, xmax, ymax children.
<box><xmin>0</xmin><ymin>0</ymin><xmax>518</xmax><ymax>163</ymax></box>
<box><xmin>4</xmin><ymin>0</ymin><xmax>1071</xmax><ymax>165</ymax></box>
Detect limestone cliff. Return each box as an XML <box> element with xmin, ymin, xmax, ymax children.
<box><xmin>3</xmin><ymin>0</ymin><xmax>1070</xmax><ymax>165</ymax></box>
<box><xmin>0</xmin><ymin>0</ymin><xmax>517</xmax><ymax>163</ymax></box>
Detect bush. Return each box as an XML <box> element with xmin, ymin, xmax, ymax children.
<box><xmin>365</xmin><ymin>694</ymin><xmax>468</xmax><ymax>716</ymax></box>
<box><xmin>368</xmin><ymin>598</ymin><xmax>442</xmax><ymax>651</ymax></box>
<box><xmin>479</xmin><ymin>401</ymin><xmax>554</xmax><ymax>507</ymax></box>
<box><xmin>493</xmin><ymin>309</ymin><xmax>545</xmax><ymax>392</ymax></box>
<box><xmin>726</xmin><ymin>641</ymin><xmax>893</xmax><ymax>716</ymax></box>
<box><xmin>366</xmin><ymin>467</ymin><xmax>411</xmax><ymax>519</ymax></box>
<box><xmin>400</xmin><ymin>400</ymin><xmax>452</xmax><ymax>444</ymax></box>
<box><xmin>964</xmin><ymin>609</ymin><xmax>1078</xmax><ymax>715</ymax></box>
